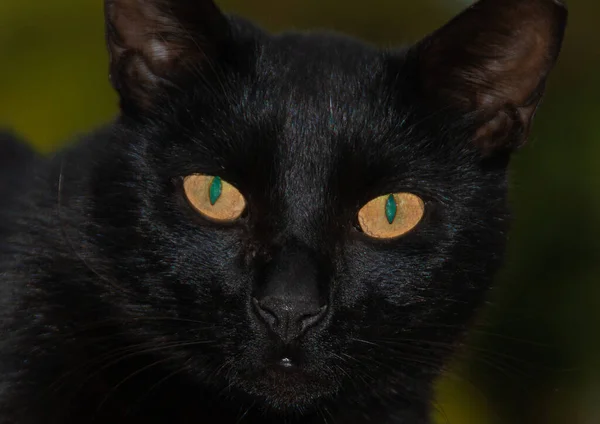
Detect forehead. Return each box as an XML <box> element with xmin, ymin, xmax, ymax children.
<box><xmin>248</xmin><ymin>34</ymin><xmax>405</xmax><ymax>166</ymax></box>
<box><xmin>257</xmin><ymin>33</ymin><xmax>390</xmax><ymax>107</ymax></box>
<box><xmin>172</xmin><ymin>33</ymin><xmax>435</xmax><ymax>203</ymax></box>
<box><xmin>244</xmin><ymin>39</ymin><xmax>382</xmax><ymax>179</ymax></box>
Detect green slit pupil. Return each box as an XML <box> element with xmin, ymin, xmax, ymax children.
<box><xmin>209</xmin><ymin>176</ymin><xmax>223</xmax><ymax>206</ymax></box>
<box><xmin>385</xmin><ymin>194</ymin><xmax>397</xmax><ymax>224</ymax></box>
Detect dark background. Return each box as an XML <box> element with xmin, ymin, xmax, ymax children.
<box><xmin>1</xmin><ymin>1</ymin><xmax>598</xmax><ymax>423</ymax></box>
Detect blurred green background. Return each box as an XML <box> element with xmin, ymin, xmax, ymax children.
<box><xmin>1</xmin><ymin>1</ymin><xmax>598</xmax><ymax>423</ymax></box>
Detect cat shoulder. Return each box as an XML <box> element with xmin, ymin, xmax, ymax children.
<box><xmin>0</xmin><ymin>131</ymin><xmax>39</xmax><ymax>197</ymax></box>
<box><xmin>0</xmin><ymin>131</ymin><xmax>36</xmax><ymax>168</ymax></box>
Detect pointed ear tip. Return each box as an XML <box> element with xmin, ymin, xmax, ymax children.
<box><xmin>539</xmin><ymin>0</ymin><xmax>568</xmax><ymax>26</ymax></box>
<box><xmin>552</xmin><ymin>0</ymin><xmax>568</xmax><ymax>9</ymax></box>
<box><xmin>479</xmin><ymin>0</ymin><xmax>568</xmax><ymax>21</ymax></box>
<box><xmin>549</xmin><ymin>0</ymin><xmax>568</xmax><ymax>47</ymax></box>
<box><xmin>551</xmin><ymin>0</ymin><xmax>569</xmax><ymax>19</ymax></box>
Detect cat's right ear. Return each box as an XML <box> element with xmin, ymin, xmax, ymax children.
<box><xmin>105</xmin><ymin>0</ymin><xmax>229</xmax><ymax>111</ymax></box>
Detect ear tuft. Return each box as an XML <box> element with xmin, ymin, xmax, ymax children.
<box><xmin>417</xmin><ymin>0</ymin><xmax>567</xmax><ymax>154</ymax></box>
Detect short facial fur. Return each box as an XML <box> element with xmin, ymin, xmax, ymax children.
<box><xmin>0</xmin><ymin>1</ymin><xmax>567</xmax><ymax>423</ymax></box>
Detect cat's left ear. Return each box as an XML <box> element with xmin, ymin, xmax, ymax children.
<box><xmin>416</xmin><ymin>0</ymin><xmax>567</xmax><ymax>155</ymax></box>
<box><xmin>105</xmin><ymin>0</ymin><xmax>229</xmax><ymax>110</ymax></box>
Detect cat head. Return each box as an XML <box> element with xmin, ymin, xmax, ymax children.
<box><xmin>91</xmin><ymin>0</ymin><xmax>566</xmax><ymax>413</ymax></box>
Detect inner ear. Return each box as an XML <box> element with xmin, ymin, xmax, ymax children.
<box><xmin>105</xmin><ymin>0</ymin><xmax>229</xmax><ymax>110</ymax></box>
<box><xmin>416</xmin><ymin>0</ymin><xmax>567</xmax><ymax>154</ymax></box>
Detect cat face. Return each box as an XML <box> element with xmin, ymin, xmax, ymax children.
<box><xmin>88</xmin><ymin>0</ymin><xmax>566</xmax><ymax>413</ymax></box>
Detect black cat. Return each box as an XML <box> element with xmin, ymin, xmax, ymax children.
<box><xmin>0</xmin><ymin>0</ymin><xmax>567</xmax><ymax>423</ymax></box>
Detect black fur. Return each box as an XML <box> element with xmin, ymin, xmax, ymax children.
<box><xmin>0</xmin><ymin>132</ymin><xmax>39</xmax><ymax>240</ymax></box>
<box><xmin>0</xmin><ymin>132</ymin><xmax>37</xmax><ymax>199</ymax></box>
<box><xmin>0</xmin><ymin>1</ymin><xmax>566</xmax><ymax>423</ymax></box>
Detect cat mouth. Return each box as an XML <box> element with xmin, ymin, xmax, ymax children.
<box><xmin>233</xmin><ymin>355</ymin><xmax>339</xmax><ymax>409</ymax></box>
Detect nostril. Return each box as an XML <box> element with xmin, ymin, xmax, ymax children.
<box><xmin>298</xmin><ymin>305</ymin><xmax>328</xmax><ymax>333</ymax></box>
<box><xmin>252</xmin><ymin>297</ymin><xmax>328</xmax><ymax>341</ymax></box>
<box><xmin>252</xmin><ymin>297</ymin><xmax>278</xmax><ymax>328</ymax></box>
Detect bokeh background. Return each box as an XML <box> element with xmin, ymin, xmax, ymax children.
<box><xmin>1</xmin><ymin>1</ymin><xmax>598</xmax><ymax>423</ymax></box>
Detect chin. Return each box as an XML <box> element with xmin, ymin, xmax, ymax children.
<box><xmin>232</xmin><ymin>362</ymin><xmax>341</xmax><ymax>413</ymax></box>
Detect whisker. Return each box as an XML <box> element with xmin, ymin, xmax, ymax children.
<box><xmin>370</xmin><ymin>337</ymin><xmax>529</xmax><ymax>380</ymax></box>
<box><xmin>50</xmin><ymin>340</ymin><xmax>169</xmax><ymax>391</ymax></box>
<box><xmin>347</xmin><ymin>340</ymin><xmax>524</xmax><ymax>424</ymax></box>
<box><xmin>134</xmin><ymin>358</ymin><xmax>194</xmax><ymax>409</ymax></box>
<box><xmin>96</xmin><ymin>356</ymin><xmax>175</xmax><ymax>413</ymax></box>
<box><xmin>413</xmin><ymin>321</ymin><xmax>553</xmax><ymax>347</ymax></box>
<box><xmin>349</xmin><ymin>337</ymin><xmax>381</xmax><ymax>347</ymax></box>
<box><xmin>374</xmin><ymin>336</ymin><xmax>532</xmax><ymax>366</ymax></box>
<box><xmin>51</xmin><ymin>339</ymin><xmax>213</xmax><ymax>394</ymax></box>
<box><xmin>235</xmin><ymin>401</ymin><xmax>256</xmax><ymax>424</ymax></box>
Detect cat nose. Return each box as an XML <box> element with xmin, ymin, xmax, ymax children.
<box><xmin>253</xmin><ymin>297</ymin><xmax>328</xmax><ymax>343</ymax></box>
<box><xmin>252</xmin><ymin>240</ymin><xmax>330</xmax><ymax>342</ymax></box>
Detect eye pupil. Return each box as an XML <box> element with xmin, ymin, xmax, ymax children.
<box><xmin>385</xmin><ymin>194</ymin><xmax>397</xmax><ymax>224</ymax></box>
<box><xmin>358</xmin><ymin>192</ymin><xmax>424</xmax><ymax>239</ymax></box>
<box><xmin>209</xmin><ymin>176</ymin><xmax>223</xmax><ymax>205</ymax></box>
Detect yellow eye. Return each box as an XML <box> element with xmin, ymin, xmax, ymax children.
<box><xmin>358</xmin><ymin>193</ymin><xmax>424</xmax><ymax>239</ymax></box>
<box><xmin>183</xmin><ymin>174</ymin><xmax>246</xmax><ymax>222</ymax></box>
